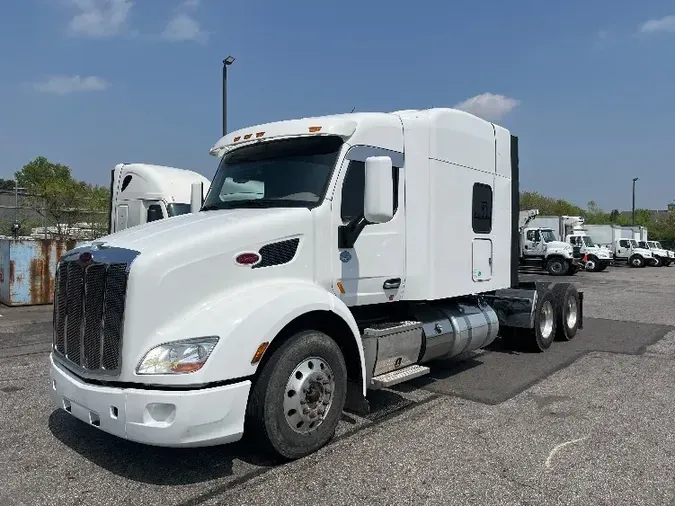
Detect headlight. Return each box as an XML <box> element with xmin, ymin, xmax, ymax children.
<box><xmin>136</xmin><ymin>337</ymin><xmax>219</xmax><ymax>375</ymax></box>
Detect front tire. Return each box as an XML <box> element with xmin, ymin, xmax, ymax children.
<box><xmin>546</xmin><ymin>257</ymin><xmax>569</xmax><ymax>276</ymax></box>
<box><xmin>629</xmin><ymin>255</ymin><xmax>644</xmax><ymax>268</ymax></box>
<box><xmin>246</xmin><ymin>330</ymin><xmax>347</xmax><ymax>460</ymax></box>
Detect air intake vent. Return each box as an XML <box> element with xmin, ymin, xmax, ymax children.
<box><xmin>253</xmin><ymin>238</ymin><xmax>300</xmax><ymax>269</ymax></box>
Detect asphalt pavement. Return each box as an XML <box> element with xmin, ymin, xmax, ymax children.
<box><xmin>1</xmin><ymin>264</ymin><xmax>674</xmax><ymax>505</ymax></box>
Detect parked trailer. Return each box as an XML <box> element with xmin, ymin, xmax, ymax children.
<box><xmin>49</xmin><ymin>108</ymin><xmax>585</xmax><ymax>460</ymax></box>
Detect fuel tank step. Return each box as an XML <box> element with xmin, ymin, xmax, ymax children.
<box><xmin>370</xmin><ymin>364</ymin><xmax>430</xmax><ymax>389</ymax></box>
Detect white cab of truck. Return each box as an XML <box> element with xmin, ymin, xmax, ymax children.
<box><xmin>518</xmin><ymin>210</ymin><xmax>577</xmax><ymax>276</ymax></box>
<box><xmin>611</xmin><ymin>238</ymin><xmax>655</xmax><ymax>267</ymax></box>
<box><xmin>49</xmin><ymin>108</ymin><xmax>585</xmax><ymax>460</ymax></box>
<box><xmin>638</xmin><ymin>241</ymin><xmax>672</xmax><ymax>267</ymax></box>
<box><xmin>561</xmin><ymin>216</ymin><xmax>612</xmax><ymax>272</ymax></box>
<box><xmin>109</xmin><ymin>163</ymin><xmax>211</xmax><ymax>233</ymax></box>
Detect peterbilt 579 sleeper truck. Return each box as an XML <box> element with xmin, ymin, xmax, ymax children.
<box><xmin>49</xmin><ymin>108</ymin><xmax>584</xmax><ymax>460</ymax></box>
<box><xmin>109</xmin><ymin>163</ymin><xmax>211</xmax><ymax>233</ymax></box>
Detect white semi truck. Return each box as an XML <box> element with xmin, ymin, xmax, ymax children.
<box><xmin>108</xmin><ymin>163</ymin><xmax>211</xmax><ymax>233</ymax></box>
<box><xmin>518</xmin><ymin>210</ymin><xmax>580</xmax><ymax>275</ymax></box>
<box><xmin>49</xmin><ymin>108</ymin><xmax>585</xmax><ymax>460</ymax></box>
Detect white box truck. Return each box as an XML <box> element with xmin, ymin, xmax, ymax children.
<box><xmin>518</xmin><ymin>210</ymin><xmax>581</xmax><ymax>275</ymax></box>
<box><xmin>49</xmin><ymin>108</ymin><xmax>584</xmax><ymax>460</ymax></box>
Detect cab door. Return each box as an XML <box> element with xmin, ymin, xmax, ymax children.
<box><xmin>331</xmin><ymin>147</ymin><xmax>406</xmax><ymax>306</ymax></box>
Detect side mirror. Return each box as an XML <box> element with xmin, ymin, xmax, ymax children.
<box><xmin>191</xmin><ymin>181</ymin><xmax>204</xmax><ymax>213</ymax></box>
<box><xmin>364</xmin><ymin>156</ymin><xmax>394</xmax><ymax>224</ymax></box>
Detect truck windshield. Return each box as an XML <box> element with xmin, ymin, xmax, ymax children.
<box><xmin>541</xmin><ymin>230</ymin><xmax>556</xmax><ymax>242</ymax></box>
<box><xmin>166</xmin><ymin>203</ymin><xmax>192</xmax><ymax>217</ymax></box>
<box><xmin>638</xmin><ymin>241</ymin><xmax>648</xmax><ymax>249</ymax></box>
<box><xmin>202</xmin><ymin>136</ymin><xmax>343</xmax><ymax>211</ymax></box>
<box><xmin>630</xmin><ymin>240</ymin><xmax>639</xmax><ymax>248</ymax></box>
<box><xmin>581</xmin><ymin>236</ymin><xmax>595</xmax><ymax>247</ymax></box>
<box><xmin>648</xmin><ymin>241</ymin><xmax>659</xmax><ymax>249</ymax></box>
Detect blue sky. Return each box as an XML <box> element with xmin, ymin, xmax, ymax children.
<box><xmin>0</xmin><ymin>0</ymin><xmax>673</xmax><ymax>211</ymax></box>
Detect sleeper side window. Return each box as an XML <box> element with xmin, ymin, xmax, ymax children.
<box><xmin>472</xmin><ymin>182</ymin><xmax>493</xmax><ymax>234</ymax></box>
<box><xmin>340</xmin><ymin>161</ymin><xmax>399</xmax><ymax>222</ymax></box>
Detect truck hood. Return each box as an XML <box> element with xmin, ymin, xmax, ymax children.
<box><xmin>83</xmin><ymin>207</ymin><xmax>317</xmax><ymax>361</ymax></box>
<box><xmin>90</xmin><ymin>207</ymin><xmax>311</xmax><ymax>254</ymax></box>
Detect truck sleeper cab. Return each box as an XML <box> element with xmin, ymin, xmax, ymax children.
<box><xmin>49</xmin><ymin>108</ymin><xmax>584</xmax><ymax>460</ymax></box>
<box><xmin>109</xmin><ymin>163</ymin><xmax>211</xmax><ymax>233</ymax></box>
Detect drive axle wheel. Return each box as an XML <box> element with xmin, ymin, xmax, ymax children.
<box><xmin>550</xmin><ymin>283</ymin><xmax>580</xmax><ymax>341</ymax></box>
<box><xmin>526</xmin><ymin>290</ymin><xmax>557</xmax><ymax>352</ymax></box>
<box><xmin>246</xmin><ymin>330</ymin><xmax>347</xmax><ymax>460</ymax></box>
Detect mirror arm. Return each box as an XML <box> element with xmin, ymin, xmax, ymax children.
<box><xmin>338</xmin><ymin>214</ymin><xmax>369</xmax><ymax>249</ymax></box>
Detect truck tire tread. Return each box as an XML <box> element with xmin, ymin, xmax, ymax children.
<box><xmin>245</xmin><ymin>330</ymin><xmax>347</xmax><ymax>461</ymax></box>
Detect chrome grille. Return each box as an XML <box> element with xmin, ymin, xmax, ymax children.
<box><xmin>53</xmin><ymin>246</ymin><xmax>138</xmax><ymax>376</ymax></box>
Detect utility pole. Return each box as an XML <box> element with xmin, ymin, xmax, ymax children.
<box><xmin>632</xmin><ymin>177</ymin><xmax>638</xmax><ymax>226</ymax></box>
<box><xmin>222</xmin><ymin>56</ymin><xmax>235</xmax><ymax>136</ymax></box>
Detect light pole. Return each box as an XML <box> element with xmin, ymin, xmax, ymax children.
<box><xmin>632</xmin><ymin>177</ymin><xmax>638</xmax><ymax>226</ymax></box>
<box><xmin>222</xmin><ymin>55</ymin><xmax>235</xmax><ymax>136</ymax></box>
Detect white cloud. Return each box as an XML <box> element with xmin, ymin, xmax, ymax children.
<box><xmin>33</xmin><ymin>75</ymin><xmax>109</xmax><ymax>95</ymax></box>
<box><xmin>638</xmin><ymin>15</ymin><xmax>675</xmax><ymax>34</ymax></box>
<box><xmin>162</xmin><ymin>1</ymin><xmax>207</xmax><ymax>43</ymax></box>
<box><xmin>67</xmin><ymin>0</ymin><xmax>133</xmax><ymax>38</ymax></box>
<box><xmin>454</xmin><ymin>93</ymin><xmax>520</xmax><ymax>121</ymax></box>
<box><xmin>162</xmin><ymin>13</ymin><xmax>206</xmax><ymax>42</ymax></box>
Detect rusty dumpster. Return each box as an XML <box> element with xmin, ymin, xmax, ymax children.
<box><xmin>0</xmin><ymin>239</ymin><xmax>79</xmax><ymax>306</ymax></box>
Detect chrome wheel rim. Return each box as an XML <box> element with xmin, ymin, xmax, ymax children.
<box><xmin>540</xmin><ymin>300</ymin><xmax>554</xmax><ymax>340</ymax></box>
<box><xmin>585</xmin><ymin>260</ymin><xmax>596</xmax><ymax>271</ymax></box>
<box><xmin>283</xmin><ymin>357</ymin><xmax>335</xmax><ymax>434</ymax></box>
<box><xmin>566</xmin><ymin>296</ymin><xmax>578</xmax><ymax>329</ymax></box>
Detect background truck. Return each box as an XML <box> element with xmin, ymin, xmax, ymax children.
<box><xmin>559</xmin><ymin>216</ymin><xmax>612</xmax><ymax>272</ymax></box>
<box><xmin>519</xmin><ymin>210</ymin><xmax>579</xmax><ymax>275</ymax></box>
<box><xmin>525</xmin><ymin>214</ymin><xmax>612</xmax><ymax>272</ymax></box>
<box><xmin>108</xmin><ymin>163</ymin><xmax>211</xmax><ymax>233</ymax></box>
<box><xmin>49</xmin><ymin>108</ymin><xmax>584</xmax><ymax>461</ymax></box>
<box><xmin>637</xmin><ymin>240</ymin><xmax>672</xmax><ymax>267</ymax></box>
<box><xmin>584</xmin><ymin>224</ymin><xmax>656</xmax><ymax>267</ymax></box>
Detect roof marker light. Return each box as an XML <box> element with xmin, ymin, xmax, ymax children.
<box><xmin>244</xmin><ymin>134</ymin><xmax>253</xmax><ymax>140</ymax></box>
<box><xmin>233</xmin><ymin>136</ymin><xmax>241</xmax><ymax>142</ymax></box>
<box><xmin>256</xmin><ymin>131</ymin><xmax>265</xmax><ymax>138</ymax></box>
<box><xmin>308</xmin><ymin>126</ymin><xmax>322</xmax><ymax>132</ymax></box>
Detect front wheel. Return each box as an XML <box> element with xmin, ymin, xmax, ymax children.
<box><xmin>245</xmin><ymin>330</ymin><xmax>347</xmax><ymax>460</ymax></box>
<box><xmin>546</xmin><ymin>257</ymin><xmax>569</xmax><ymax>276</ymax></box>
<box><xmin>629</xmin><ymin>255</ymin><xmax>644</xmax><ymax>268</ymax></box>
<box><xmin>584</xmin><ymin>256</ymin><xmax>599</xmax><ymax>272</ymax></box>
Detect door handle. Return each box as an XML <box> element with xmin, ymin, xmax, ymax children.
<box><xmin>383</xmin><ymin>278</ymin><xmax>401</xmax><ymax>290</ymax></box>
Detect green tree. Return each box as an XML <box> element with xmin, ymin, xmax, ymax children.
<box><xmin>14</xmin><ymin>156</ymin><xmax>110</xmax><ymax>239</ymax></box>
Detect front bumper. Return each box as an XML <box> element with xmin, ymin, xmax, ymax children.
<box><xmin>49</xmin><ymin>354</ymin><xmax>251</xmax><ymax>447</ymax></box>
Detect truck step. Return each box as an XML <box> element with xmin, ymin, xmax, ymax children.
<box><xmin>370</xmin><ymin>364</ymin><xmax>430</xmax><ymax>389</ymax></box>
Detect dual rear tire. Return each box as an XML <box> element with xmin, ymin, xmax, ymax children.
<box><xmin>502</xmin><ymin>283</ymin><xmax>580</xmax><ymax>352</ymax></box>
